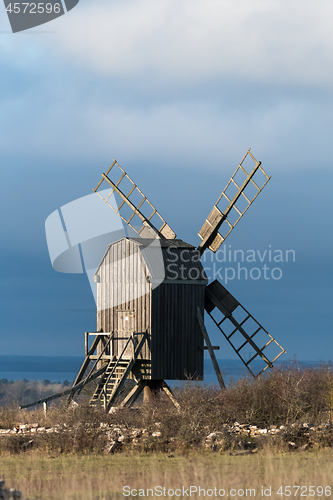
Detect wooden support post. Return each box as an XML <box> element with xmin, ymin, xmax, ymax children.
<box><xmin>197</xmin><ymin>308</ymin><xmax>225</xmax><ymax>389</ymax></box>
<box><xmin>43</xmin><ymin>402</ymin><xmax>47</xmax><ymax>416</ymax></box>
<box><xmin>143</xmin><ymin>380</ymin><xmax>163</xmax><ymax>403</ymax></box>
<box><xmin>120</xmin><ymin>379</ymin><xmax>180</xmax><ymax>409</ymax></box>
<box><xmin>143</xmin><ymin>385</ymin><xmax>152</xmax><ymax>403</ymax></box>
<box><xmin>102</xmin><ymin>387</ymin><xmax>107</xmax><ymax>410</ymax></box>
<box><xmin>162</xmin><ymin>382</ymin><xmax>180</xmax><ymax>409</ymax></box>
<box><xmin>119</xmin><ymin>380</ymin><xmax>148</xmax><ymax>408</ymax></box>
<box><xmin>85</xmin><ymin>332</ymin><xmax>88</xmax><ymax>357</ymax></box>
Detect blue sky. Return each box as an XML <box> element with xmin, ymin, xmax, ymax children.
<box><xmin>0</xmin><ymin>0</ymin><xmax>332</xmax><ymax>363</ymax></box>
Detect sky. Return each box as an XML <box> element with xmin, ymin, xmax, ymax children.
<box><xmin>0</xmin><ymin>0</ymin><xmax>332</xmax><ymax>365</ymax></box>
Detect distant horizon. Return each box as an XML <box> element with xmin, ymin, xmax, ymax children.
<box><xmin>0</xmin><ymin>356</ymin><xmax>329</xmax><ymax>386</ymax></box>
<box><xmin>0</xmin><ymin>353</ymin><xmax>328</xmax><ymax>363</ymax></box>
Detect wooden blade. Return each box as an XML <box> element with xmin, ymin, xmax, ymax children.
<box><xmin>93</xmin><ymin>160</ymin><xmax>176</xmax><ymax>240</ymax></box>
<box><xmin>205</xmin><ymin>280</ymin><xmax>286</xmax><ymax>377</ymax></box>
<box><xmin>198</xmin><ymin>149</ymin><xmax>270</xmax><ymax>255</ymax></box>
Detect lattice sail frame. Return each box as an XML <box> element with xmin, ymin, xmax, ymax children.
<box><xmin>205</xmin><ymin>280</ymin><xmax>286</xmax><ymax>377</ymax></box>
<box><xmin>198</xmin><ymin>149</ymin><xmax>271</xmax><ymax>255</ymax></box>
<box><xmin>93</xmin><ymin>160</ymin><xmax>176</xmax><ymax>239</ymax></box>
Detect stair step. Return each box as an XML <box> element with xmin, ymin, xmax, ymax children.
<box><xmin>89</xmin><ymin>337</ymin><xmax>148</xmax><ymax>407</ymax></box>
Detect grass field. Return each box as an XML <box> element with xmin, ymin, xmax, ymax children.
<box><xmin>1</xmin><ymin>450</ymin><xmax>333</xmax><ymax>499</ymax></box>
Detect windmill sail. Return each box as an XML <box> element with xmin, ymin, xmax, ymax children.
<box><xmin>93</xmin><ymin>160</ymin><xmax>176</xmax><ymax>240</ymax></box>
<box><xmin>198</xmin><ymin>150</ymin><xmax>270</xmax><ymax>255</ymax></box>
<box><xmin>205</xmin><ymin>280</ymin><xmax>286</xmax><ymax>377</ymax></box>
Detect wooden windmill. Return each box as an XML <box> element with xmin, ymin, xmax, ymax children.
<box><xmin>21</xmin><ymin>150</ymin><xmax>285</xmax><ymax>412</ymax></box>
<box><xmin>64</xmin><ymin>148</ymin><xmax>284</xmax><ymax>409</ymax></box>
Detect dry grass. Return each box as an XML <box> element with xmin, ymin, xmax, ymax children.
<box><xmin>1</xmin><ymin>450</ymin><xmax>333</xmax><ymax>499</ymax></box>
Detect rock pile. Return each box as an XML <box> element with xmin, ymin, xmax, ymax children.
<box><xmin>0</xmin><ymin>420</ymin><xmax>332</xmax><ymax>453</ymax></box>
<box><xmin>204</xmin><ymin>421</ymin><xmax>333</xmax><ymax>452</ymax></box>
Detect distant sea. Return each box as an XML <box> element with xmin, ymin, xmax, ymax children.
<box><xmin>0</xmin><ymin>355</ymin><xmax>325</xmax><ymax>386</ymax></box>
<box><xmin>0</xmin><ymin>356</ymin><xmax>82</xmax><ymax>384</ymax></box>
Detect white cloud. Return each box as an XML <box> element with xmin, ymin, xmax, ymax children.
<box><xmin>49</xmin><ymin>0</ymin><xmax>333</xmax><ymax>89</ymax></box>
<box><xmin>1</xmin><ymin>85</ymin><xmax>326</xmax><ymax>173</ymax></box>
<box><xmin>1</xmin><ymin>0</ymin><xmax>333</xmax><ymax>174</ymax></box>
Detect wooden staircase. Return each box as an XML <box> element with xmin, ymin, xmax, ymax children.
<box><xmin>90</xmin><ymin>359</ymin><xmax>131</xmax><ymax>408</ymax></box>
<box><xmin>89</xmin><ymin>332</ymin><xmax>148</xmax><ymax>410</ymax></box>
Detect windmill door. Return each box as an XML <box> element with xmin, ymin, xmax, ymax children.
<box><xmin>117</xmin><ymin>310</ymin><xmax>136</xmax><ymax>358</ymax></box>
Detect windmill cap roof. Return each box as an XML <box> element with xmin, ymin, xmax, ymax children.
<box><xmin>95</xmin><ymin>237</ymin><xmax>207</xmax><ymax>283</ymax></box>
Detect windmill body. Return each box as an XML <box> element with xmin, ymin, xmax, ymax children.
<box><xmin>94</xmin><ymin>237</ymin><xmax>207</xmax><ymax>382</ymax></box>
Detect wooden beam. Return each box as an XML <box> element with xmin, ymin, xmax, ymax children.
<box><xmin>68</xmin><ymin>335</ymin><xmax>112</xmax><ymax>404</ymax></box>
<box><xmin>162</xmin><ymin>382</ymin><xmax>180</xmax><ymax>409</ymax></box>
<box><xmin>197</xmin><ymin>308</ymin><xmax>225</xmax><ymax>389</ymax></box>
<box><xmin>119</xmin><ymin>380</ymin><xmax>180</xmax><ymax>409</ymax></box>
<box><xmin>19</xmin><ymin>364</ymin><xmax>107</xmax><ymax>410</ymax></box>
<box><xmin>70</xmin><ymin>334</ymin><xmax>106</xmax><ymax>393</ymax></box>
<box><xmin>198</xmin><ymin>346</ymin><xmax>220</xmax><ymax>350</ymax></box>
<box><xmin>85</xmin><ymin>331</ymin><xmax>88</xmax><ymax>357</ymax></box>
<box><xmin>101</xmin><ymin>173</ymin><xmax>164</xmax><ymax>239</ymax></box>
<box><xmin>119</xmin><ymin>380</ymin><xmax>147</xmax><ymax>408</ymax></box>
<box><xmin>93</xmin><ymin>159</ymin><xmax>117</xmax><ymax>192</ymax></box>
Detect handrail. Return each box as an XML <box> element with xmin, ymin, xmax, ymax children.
<box><xmin>76</xmin><ymin>334</ymin><xmax>113</xmax><ymax>398</ymax></box>
<box><xmin>83</xmin><ymin>335</ymin><xmax>113</xmax><ymax>385</ymax></box>
<box><xmin>105</xmin><ymin>331</ymin><xmax>148</xmax><ymax>409</ymax></box>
